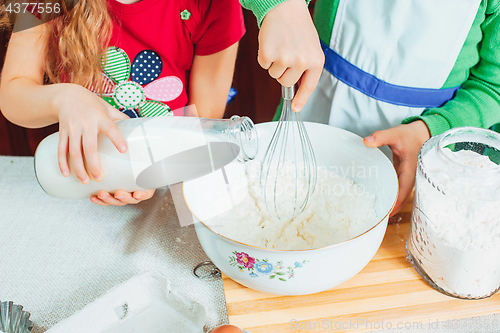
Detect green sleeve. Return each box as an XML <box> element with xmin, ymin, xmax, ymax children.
<box><xmin>402</xmin><ymin>0</ymin><xmax>500</xmax><ymax>136</ymax></box>
<box><xmin>240</xmin><ymin>0</ymin><xmax>311</xmax><ymax>27</ymax></box>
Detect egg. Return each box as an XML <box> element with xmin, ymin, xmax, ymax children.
<box><xmin>211</xmin><ymin>324</ymin><xmax>245</xmax><ymax>333</ymax></box>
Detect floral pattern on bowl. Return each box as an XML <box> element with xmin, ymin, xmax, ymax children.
<box><xmin>229</xmin><ymin>251</ymin><xmax>308</xmax><ymax>281</ymax></box>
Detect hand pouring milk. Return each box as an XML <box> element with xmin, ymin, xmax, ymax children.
<box><xmin>34</xmin><ymin>116</ymin><xmax>258</xmax><ymax>199</ymax></box>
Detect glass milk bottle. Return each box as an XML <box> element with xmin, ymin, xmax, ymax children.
<box><xmin>34</xmin><ymin>116</ymin><xmax>258</xmax><ymax>199</ymax></box>
<box><xmin>407</xmin><ymin>127</ymin><xmax>500</xmax><ymax>299</ymax></box>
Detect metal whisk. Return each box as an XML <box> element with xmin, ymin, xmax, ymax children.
<box><xmin>260</xmin><ymin>85</ymin><xmax>317</xmax><ymax>221</ymax></box>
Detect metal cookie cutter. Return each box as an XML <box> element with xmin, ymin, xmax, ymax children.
<box><xmin>0</xmin><ymin>301</ymin><xmax>34</xmax><ymax>333</ymax></box>
<box><xmin>193</xmin><ymin>261</ymin><xmax>221</xmax><ymax>279</ymax></box>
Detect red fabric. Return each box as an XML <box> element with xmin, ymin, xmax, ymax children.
<box><xmin>107</xmin><ymin>0</ymin><xmax>245</xmax><ymax>116</ymax></box>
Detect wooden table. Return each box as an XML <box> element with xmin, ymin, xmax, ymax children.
<box><xmin>222</xmin><ymin>199</ymin><xmax>500</xmax><ymax>332</ymax></box>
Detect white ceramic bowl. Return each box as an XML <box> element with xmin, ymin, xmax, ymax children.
<box><xmin>184</xmin><ymin>122</ymin><xmax>398</xmax><ymax>295</ymax></box>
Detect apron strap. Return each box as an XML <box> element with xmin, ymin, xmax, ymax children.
<box><xmin>321</xmin><ymin>41</ymin><xmax>459</xmax><ymax>108</ymax></box>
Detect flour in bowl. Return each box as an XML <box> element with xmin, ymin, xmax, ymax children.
<box><xmin>207</xmin><ymin>160</ymin><xmax>378</xmax><ymax>250</ymax></box>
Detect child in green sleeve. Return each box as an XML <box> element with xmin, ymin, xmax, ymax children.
<box><xmin>242</xmin><ymin>0</ymin><xmax>500</xmax><ymax>214</ymax></box>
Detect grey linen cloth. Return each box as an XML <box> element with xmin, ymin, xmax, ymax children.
<box><xmin>0</xmin><ymin>156</ymin><xmax>228</xmax><ymax>332</ymax></box>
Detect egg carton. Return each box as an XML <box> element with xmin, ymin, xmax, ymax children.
<box><xmin>0</xmin><ymin>301</ymin><xmax>34</xmax><ymax>333</ymax></box>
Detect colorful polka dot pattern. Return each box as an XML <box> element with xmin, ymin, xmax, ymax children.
<box><xmin>102</xmin><ymin>47</ymin><xmax>131</xmax><ymax>84</ymax></box>
<box><xmin>131</xmin><ymin>50</ymin><xmax>163</xmax><ymax>86</ymax></box>
<box><xmin>144</xmin><ymin>76</ymin><xmax>183</xmax><ymax>102</ymax></box>
<box><xmin>114</xmin><ymin>82</ymin><xmax>146</xmax><ymax>109</ymax></box>
<box><xmin>101</xmin><ymin>74</ymin><xmax>115</xmax><ymax>95</ymax></box>
<box><xmin>102</xmin><ymin>96</ymin><xmax>120</xmax><ymax>110</ymax></box>
<box><xmin>139</xmin><ymin>100</ymin><xmax>173</xmax><ymax>117</ymax></box>
<box><xmin>122</xmin><ymin>109</ymin><xmax>141</xmax><ymax>118</ymax></box>
<box><xmin>87</xmin><ymin>74</ymin><xmax>115</xmax><ymax>95</ymax></box>
<box><xmin>98</xmin><ymin>46</ymin><xmax>183</xmax><ymax>118</ymax></box>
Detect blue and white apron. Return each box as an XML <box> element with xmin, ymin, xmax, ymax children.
<box><xmin>300</xmin><ymin>0</ymin><xmax>482</xmax><ymax>150</ymax></box>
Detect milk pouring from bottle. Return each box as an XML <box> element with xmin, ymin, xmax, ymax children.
<box><xmin>34</xmin><ymin>116</ymin><xmax>258</xmax><ymax>199</ymax></box>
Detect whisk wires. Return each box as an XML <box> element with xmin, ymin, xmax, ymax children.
<box><xmin>260</xmin><ymin>86</ymin><xmax>317</xmax><ymax>221</ymax></box>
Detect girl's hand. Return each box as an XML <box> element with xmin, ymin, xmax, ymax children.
<box><xmin>363</xmin><ymin>121</ymin><xmax>431</xmax><ymax>216</ymax></box>
<box><xmin>54</xmin><ymin>84</ymin><xmax>129</xmax><ymax>184</ymax></box>
<box><xmin>258</xmin><ymin>0</ymin><xmax>324</xmax><ymax>112</ymax></box>
<box><xmin>90</xmin><ymin>189</ymin><xmax>156</xmax><ymax>206</ymax></box>
<box><xmin>54</xmin><ymin>84</ymin><xmax>156</xmax><ymax>207</ymax></box>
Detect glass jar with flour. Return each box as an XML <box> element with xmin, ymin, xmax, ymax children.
<box><xmin>34</xmin><ymin>115</ymin><xmax>258</xmax><ymax>199</ymax></box>
<box><xmin>407</xmin><ymin>127</ymin><xmax>500</xmax><ymax>299</ymax></box>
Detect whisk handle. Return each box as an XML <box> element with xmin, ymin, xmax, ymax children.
<box><xmin>282</xmin><ymin>86</ymin><xmax>295</xmax><ymax>100</ymax></box>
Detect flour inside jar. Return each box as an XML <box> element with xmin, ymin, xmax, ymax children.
<box><xmin>419</xmin><ymin>147</ymin><xmax>500</xmax><ymax>251</ymax></box>
<box><xmin>409</xmin><ymin>144</ymin><xmax>500</xmax><ymax>299</ymax></box>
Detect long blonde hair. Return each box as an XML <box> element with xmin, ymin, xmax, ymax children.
<box><xmin>1</xmin><ymin>0</ymin><xmax>113</xmax><ymax>92</ymax></box>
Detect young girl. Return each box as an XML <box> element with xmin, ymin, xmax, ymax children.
<box><xmin>242</xmin><ymin>0</ymin><xmax>500</xmax><ymax>215</ymax></box>
<box><xmin>0</xmin><ymin>0</ymin><xmax>245</xmax><ymax>206</ymax></box>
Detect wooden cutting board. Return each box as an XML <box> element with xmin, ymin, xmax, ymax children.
<box><xmin>222</xmin><ymin>203</ymin><xmax>500</xmax><ymax>332</ymax></box>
